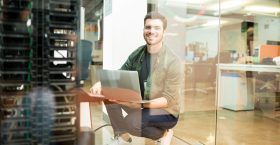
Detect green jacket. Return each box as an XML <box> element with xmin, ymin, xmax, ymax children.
<box><xmin>121</xmin><ymin>45</ymin><xmax>184</xmax><ymax>117</ymax></box>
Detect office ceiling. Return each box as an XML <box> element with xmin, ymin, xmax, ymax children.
<box><xmin>81</xmin><ymin>0</ymin><xmax>279</xmax><ymax>26</ymax></box>
<box><xmin>152</xmin><ymin>0</ymin><xmax>279</xmax><ymax>28</ymax></box>
<box><xmin>82</xmin><ymin>0</ymin><xmax>279</xmax><ymax>17</ymax></box>
<box><xmin>160</xmin><ymin>0</ymin><xmax>279</xmax><ymax>14</ymax></box>
<box><xmin>82</xmin><ymin>0</ymin><xmax>103</xmax><ymax>21</ymax></box>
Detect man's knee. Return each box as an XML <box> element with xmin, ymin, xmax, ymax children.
<box><xmin>124</xmin><ymin>113</ymin><xmax>142</xmax><ymax>135</ymax></box>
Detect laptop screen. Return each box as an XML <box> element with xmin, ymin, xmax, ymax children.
<box><xmin>97</xmin><ymin>69</ymin><xmax>142</xmax><ymax>99</ymax></box>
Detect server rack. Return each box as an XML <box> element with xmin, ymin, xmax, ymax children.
<box><xmin>0</xmin><ymin>0</ymin><xmax>80</xmax><ymax>145</ymax></box>
<box><xmin>0</xmin><ymin>0</ymin><xmax>33</xmax><ymax>144</ymax></box>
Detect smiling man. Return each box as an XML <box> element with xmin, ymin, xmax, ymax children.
<box><xmin>90</xmin><ymin>12</ymin><xmax>183</xmax><ymax>145</ymax></box>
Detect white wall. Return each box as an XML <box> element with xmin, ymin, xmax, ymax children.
<box><xmin>256</xmin><ymin>16</ymin><xmax>280</xmax><ymax>45</ymax></box>
<box><xmin>102</xmin><ymin>0</ymin><xmax>147</xmax><ymax>130</ymax></box>
<box><xmin>161</xmin><ymin>13</ymin><xmax>186</xmax><ymax>59</ymax></box>
<box><xmin>80</xmin><ymin>7</ymin><xmax>85</xmax><ymax>40</ymax></box>
<box><xmin>186</xmin><ymin>27</ymin><xmax>219</xmax><ymax>58</ymax></box>
<box><xmin>158</xmin><ymin>7</ymin><xmax>186</xmax><ymax>59</ymax></box>
<box><xmin>103</xmin><ymin>0</ymin><xmax>147</xmax><ymax>70</ymax></box>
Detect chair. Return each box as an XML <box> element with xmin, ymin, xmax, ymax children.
<box><xmin>185</xmin><ymin>61</ymin><xmax>216</xmax><ymax>96</ymax></box>
<box><xmin>77</xmin><ymin>40</ymin><xmax>93</xmax><ymax>86</ymax></box>
<box><xmin>254</xmin><ymin>58</ymin><xmax>279</xmax><ymax>118</ymax></box>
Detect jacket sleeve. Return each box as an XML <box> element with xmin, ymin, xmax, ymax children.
<box><xmin>120</xmin><ymin>45</ymin><xmax>145</xmax><ymax>70</ymax></box>
<box><xmin>162</xmin><ymin>59</ymin><xmax>184</xmax><ymax>107</ymax></box>
<box><xmin>120</xmin><ymin>54</ymin><xmax>134</xmax><ymax>70</ymax></box>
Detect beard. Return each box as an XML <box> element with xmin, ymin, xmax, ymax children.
<box><xmin>144</xmin><ymin>34</ymin><xmax>163</xmax><ymax>46</ymax></box>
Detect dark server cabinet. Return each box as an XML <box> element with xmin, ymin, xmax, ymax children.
<box><xmin>0</xmin><ymin>0</ymin><xmax>80</xmax><ymax>145</ymax></box>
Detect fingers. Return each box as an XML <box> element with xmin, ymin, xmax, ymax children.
<box><xmin>90</xmin><ymin>87</ymin><xmax>101</xmax><ymax>94</ymax></box>
<box><xmin>90</xmin><ymin>81</ymin><xmax>102</xmax><ymax>95</ymax></box>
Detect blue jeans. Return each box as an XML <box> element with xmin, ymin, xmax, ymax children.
<box><xmin>104</xmin><ymin>101</ymin><xmax>178</xmax><ymax>140</ymax></box>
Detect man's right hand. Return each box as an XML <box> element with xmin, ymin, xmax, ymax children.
<box><xmin>89</xmin><ymin>81</ymin><xmax>102</xmax><ymax>96</ymax></box>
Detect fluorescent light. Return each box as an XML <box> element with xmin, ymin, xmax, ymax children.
<box><xmin>203</xmin><ymin>20</ymin><xmax>219</xmax><ymax>26</ymax></box>
<box><xmin>167</xmin><ymin>0</ymin><xmax>207</xmax><ymax>4</ymax></box>
<box><xmin>187</xmin><ymin>0</ymin><xmax>209</xmax><ymax>4</ymax></box>
<box><xmin>209</xmin><ymin>0</ymin><xmax>244</xmax><ymax>10</ymax></box>
<box><xmin>201</xmin><ymin>20</ymin><xmax>227</xmax><ymax>27</ymax></box>
<box><xmin>244</xmin><ymin>5</ymin><xmax>280</xmax><ymax>13</ymax></box>
<box><xmin>174</xmin><ymin>15</ymin><xmax>197</xmax><ymax>23</ymax></box>
<box><xmin>213</xmin><ymin>6</ymin><xmax>243</xmax><ymax>16</ymax></box>
<box><xmin>220</xmin><ymin>0</ymin><xmax>243</xmax><ymax>10</ymax></box>
<box><xmin>165</xmin><ymin>0</ymin><xmax>188</xmax><ymax>7</ymax></box>
<box><xmin>210</xmin><ymin>0</ymin><xmax>254</xmax><ymax>16</ymax></box>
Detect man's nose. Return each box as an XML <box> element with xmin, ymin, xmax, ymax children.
<box><xmin>149</xmin><ymin>28</ymin><xmax>156</xmax><ymax>33</ymax></box>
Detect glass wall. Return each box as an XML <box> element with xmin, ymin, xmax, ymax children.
<box><xmin>150</xmin><ymin>0</ymin><xmax>280</xmax><ymax>145</ymax></box>
<box><xmin>217</xmin><ymin>0</ymin><xmax>280</xmax><ymax>145</ymax></box>
<box><xmin>83</xmin><ymin>1</ymin><xmax>280</xmax><ymax>145</ymax></box>
<box><xmin>149</xmin><ymin>0</ymin><xmax>219</xmax><ymax>144</ymax></box>
<box><xmin>0</xmin><ymin>0</ymin><xmax>80</xmax><ymax>144</ymax></box>
<box><xmin>2</xmin><ymin>0</ymin><xmax>278</xmax><ymax>145</ymax></box>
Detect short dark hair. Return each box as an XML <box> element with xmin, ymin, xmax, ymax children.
<box><xmin>144</xmin><ymin>12</ymin><xmax>167</xmax><ymax>30</ymax></box>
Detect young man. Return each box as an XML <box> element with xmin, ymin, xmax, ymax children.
<box><xmin>90</xmin><ymin>12</ymin><xmax>183</xmax><ymax>145</ymax></box>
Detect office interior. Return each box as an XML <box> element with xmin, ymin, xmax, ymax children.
<box><xmin>0</xmin><ymin>0</ymin><xmax>279</xmax><ymax>145</ymax></box>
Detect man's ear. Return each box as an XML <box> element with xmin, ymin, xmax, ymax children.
<box><xmin>163</xmin><ymin>30</ymin><xmax>166</xmax><ymax>36</ymax></box>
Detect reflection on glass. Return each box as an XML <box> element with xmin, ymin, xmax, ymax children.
<box><xmin>218</xmin><ymin>0</ymin><xmax>280</xmax><ymax>145</ymax></box>
<box><xmin>148</xmin><ymin>0</ymin><xmax>219</xmax><ymax>145</ymax></box>
<box><xmin>0</xmin><ymin>0</ymin><xmax>79</xmax><ymax>144</ymax></box>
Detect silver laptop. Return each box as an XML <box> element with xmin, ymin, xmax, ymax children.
<box><xmin>97</xmin><ymin>69</ymin><xmax>145</xmax><ymax>102</ymax></box>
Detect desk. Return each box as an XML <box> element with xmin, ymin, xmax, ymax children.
<box><xmin>74</xmin><ymin>87</ymin><xmax>104</xmax><ymax>128</ymax></box>
<box><xmin>217</xmin><ymin>63</ymin><xmax>280</xmax><ymax>73</ymax></box>
<box><xmin>73</xmin><ymin>87</ymin><xmax>104</xmax><ymax>145</ymax></box>
<box><xmin>185</xmin><ymin>63</ymin><xmax>215</xmax><ymax>95</ymax></box>
<box><xmin>217</xmin><ymin>63</ymin><xmax>280</xmax><ymax>111</ymax></box>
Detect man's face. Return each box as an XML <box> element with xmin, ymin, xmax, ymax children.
<box><xmin>143</xmin><ymin>19</ymin><xmax>165</xmax><ymax>46</ymax></box>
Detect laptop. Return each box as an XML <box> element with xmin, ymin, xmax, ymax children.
<box><xmin>95</xmin><ymin>69</ymin><xmax>148</xmax><ymax>103</ymax></box>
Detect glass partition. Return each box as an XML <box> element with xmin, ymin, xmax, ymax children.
<box><xmin>0</xmin><ymin>0</ymin><xmax>80</xmax><ymax>144</ymax></box>
<box><xmin>150</xmin><ymin>0</ymin><xmax>219</xmax><ymax>144</ymax></box>
<box><xmin>217</xmin><ymin>0</ymin><xmax>280</xmax><ymax>145</ymax></box>
<box><xmin>2</xmin><ymin>0</ymin><xmax>278</xmax><ymax>144</ymax></box>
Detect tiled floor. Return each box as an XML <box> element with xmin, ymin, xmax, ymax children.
<box><xmin>85</xmin><ymin>81</ymin><xmax>280</xmax><ymax>145</ymax></box>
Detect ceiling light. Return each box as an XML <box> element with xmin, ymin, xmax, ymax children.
<box><xmin>187</xmin><ymin>0</ymin><xmax>209</xmax><ymax>4</ymax></box>
<box><xmin>244</xmin><ymin>5</ymin><xmax>280</xmax><ymax>13</ymax></box>
<box><xmin>209</xmin><ymin>0</ymin><xmax>253</xmax><ymax>11</ymax></box>
<box><xmin>166</xmin><ymin>0</ymin><xmax>207</xmax><ymax>4</ymax></box>
<box><xmin>165</xmin><ymin>0</ymin><xmax>211</xmax><ymax>8</ymax></box>
<box><xmin>165</xmin><ymin>0</ymin><xmax>188</xmax><ymax>7</ymax></box>
<box><xmin>201</xmin><ymin>20</ymin><xmax>227</xmax><ymax>27</ymax></box>
<box><xmin>174</xmin><ymin>15</ymin><xmax>197</xmax><ymax>23</ymax></box>
<box><xmin>203</xmin><ymin>20</ymin><xmax>219</xmax><ymax>26</ymax></box>
<box><xmin>220</xmin><ymin>0</ymin><xmax>243</xmax><ymax>10</ymax></box>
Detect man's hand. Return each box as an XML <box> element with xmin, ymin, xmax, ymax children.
<box><xmin>89</xmin><ymin>81</ymin><xmax>102</xmax><ymax>96</ymax></box>
<box><xmin>109</xmin><ymin>99</ymin><xmax>141</xmax><ymax>109</ymax></box>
